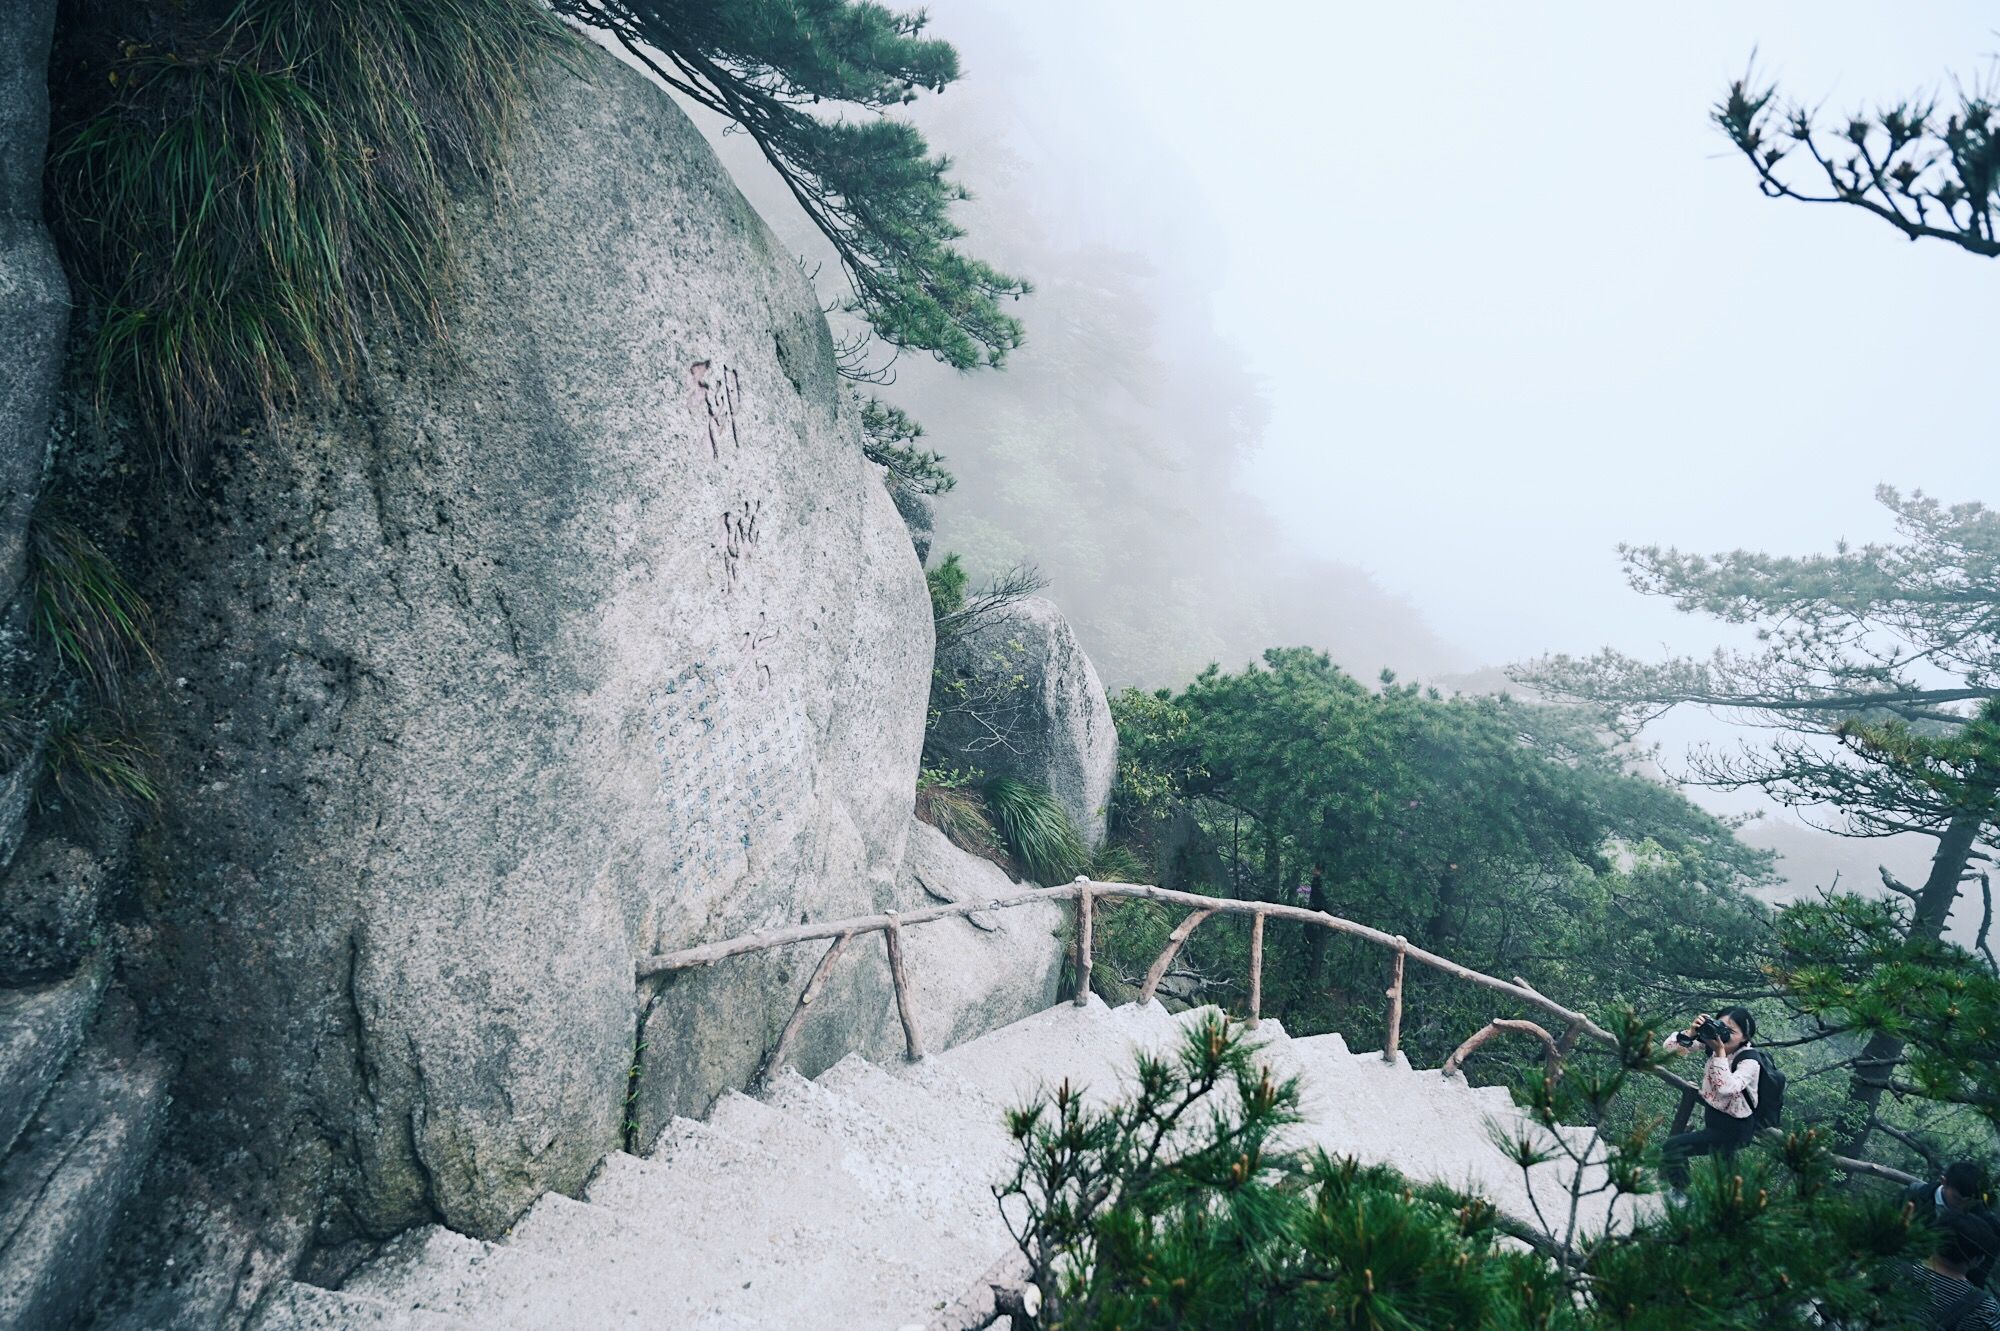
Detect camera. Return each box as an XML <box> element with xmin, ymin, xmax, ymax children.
<box><xmin>1676</xmin><ymin>1016</ymin><xmax>1730</xmax><ymax>1047</ymax></box>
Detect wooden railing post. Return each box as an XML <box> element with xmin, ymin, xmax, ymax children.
<box><xmin>753</xmin><ymin>931</ymin><xmax>853</xmax><ymax>1090</ymax></box>
<box><xmin>1138</xmin><ymin>908</ymin><xmax>1214</xmax><ymax>1007</ymax></box>
<box><xmin>883</xmin><ymin>913</ymin><xmax>925</xmax><ymax>1061</ymax></box>
<box><xmin>1442</xmin><ymin>1017</ymin><xmax>1559</xmax><ymax>1080</ymax></box>
<box><xmin>1248</xmin><ymin>911</ymin><xmax>1266</xmax><ymax>1029</ymax></box>
<box><xmin>1073</xmin><ymin>877</ymin><xmax>1094</xmax><ymax>1006</ymax></box>
<box><xmin>1382</xmin><ymin>935</ymin><xmax>1407</xmax><ymax>1063</ymax></box>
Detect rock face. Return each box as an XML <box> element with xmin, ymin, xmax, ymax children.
<box><xmin>0</xmin><ymin>837</ymin><xmax>107</xmax><ymax>982</ymax></box>
<box><xmin>0</xmin><ymin>0</ymin><xmax>64</xmax><ymax>614</ymax></box>
<box><xmin>0</xmin><ymin>1019</ymin><xmax>170</xmax><ymax>1331</ymax></box>
<box><xmin>115</xmin><ymin>49</ymin><xmax>935</xmax><ymax>1247</ymax></box>
<box><xmin>0</xmin><ymin>959</ymin><xmax>105</xmax><ymax>1159</ymax></box>
<box><xmin>899</xmin><ymin>819</ymin><xmax>1065</xmax><ymax>1048</ymax></box>
<box><xmin>931</xmin><ymin>596</ymin><xmax>1118</xmax><ymax>848</ymax></box>
<box><xmin>889</xmin><ymin>480</ymin><xmax>935</xmax><ymax>565</ymax></box>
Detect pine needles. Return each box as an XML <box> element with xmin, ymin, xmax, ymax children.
<box><xmin>49</xmin><ymin>0</ymin><xmax>569</xmax><ymax>465</ymax></box>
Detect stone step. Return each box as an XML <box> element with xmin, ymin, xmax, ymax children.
<box><xmin>0</xmin><ymin>1033</ymin><xmax>170</xmax><ymax>1331</ymax></box>
<box><xmin>622</xmin><ymin>1107</ymin><xmax>979</xmax><ymax>1304</ymax></box>
<box><xmin>251</xmin><ymin>1281</ymin><xmax>480</xmax><ymax>1331</ymax></box>
<box><xmin>815</xmin><ymin>1054</ymin><xmax>1008</xmax><ymax>1170</ymax></box>
<box><xmin>343</xmin><ymin>1223</ymin><xmax>629</xmax><ymax>1328</ymax></box>
<box><xmin>669</xmin><ymin>1088</ymin><xmax>991</xmax><ymax>1281</ymax></box>
<box><xmin>579</xmin><ymin>1149</ymin><xmax>959</xmax><ymax>1325</ymax></box>
<box><xmin>762</xmin><ymin>1065</ymin><xmax>1004</xmax><ymax>1244</ymax></box>
<box><xmin>932</xmin><ymin>996</ymin><xmax>1187</xmax><ymax>1110</ymax></box>
<box><xmin>0</xmin><ymin>957</ymin><xmax>105</xmax><ymax>1159</ymax></box>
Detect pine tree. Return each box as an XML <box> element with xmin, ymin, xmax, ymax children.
<box><xmin>1716</xmin><ymin>66</ymin><xmax>2000</xmax><ymax>258</ymax></box>
<box><xmin>1517</xmin><ymin>488</ymin><xmax>2000</xmax><ymax>1154</ymax></box>
<box><xmin>550</xmin><ymin>0</ymin><xmax>1030</xmax><ymax>375</ymax></box>
<box><xmin>1000</xmin><ymin>1015</ymin><xmax>1924</xmax><ymax>1330</ymax></box>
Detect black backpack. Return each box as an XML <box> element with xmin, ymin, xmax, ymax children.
<box><xmin>1734</xmin><ymin>1047</ymin><xmax>1785</xmax><ymax>1130</ymax></box>
<box><xmin>1932</xmin><ymin>1284</ymin><xmax>1988</xmax><ymax>1331</ymax></box>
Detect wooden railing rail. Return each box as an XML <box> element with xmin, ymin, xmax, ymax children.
<box><xmin>639</xmin><ymin>876</ymin><xmax>1916</xmax><ymax>1186</ymax></box>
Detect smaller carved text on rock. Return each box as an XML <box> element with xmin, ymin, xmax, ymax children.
<box><xmin>719</xmin><ymin>499</ymin><xmax>761</xmax><ymax>587</ymax></box>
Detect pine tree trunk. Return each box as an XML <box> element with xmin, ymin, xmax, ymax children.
<box><xmin>1426</xmin><ymin>865</ymin><xmax>1462</xmax><ymax>946</ymax></box>
<box><xmin>1838</xmin><ymin>806</ymin><xmax>1985</xmax><ymax>1154</ymax></box>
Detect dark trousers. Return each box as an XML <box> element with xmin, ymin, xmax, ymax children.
<box><xmin>1662</xmin><ymin>1105</ymin><xmax>1756</xmax><ymax>1189</ymax></box>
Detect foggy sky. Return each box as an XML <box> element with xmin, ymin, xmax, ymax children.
<box><xmin>909</xmin><ymin>2</ymin><xmax>1996</xmax><ymax>935</ymax></box>
<box><xmin>930</xmin><ymin>0</ymin><xmax>1994</xmax><ymax>666</ymax></box>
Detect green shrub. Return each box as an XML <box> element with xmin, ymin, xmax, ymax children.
<box><xmin>1087</xmin><ymin>843</ymin><xmax>1147</xmax><ymax>883</ymax></box>
<box><xmin>1001</xmin><ymin>1013</ymin><xmax>1923</xmax><ymax>1331</ymax></box>
<box><xmin>926</xmin><ymin>552</ymin><xmax>968</xmax><ymax>622</ymax></box>
<box><xmin>916</xmin><ymin>767</ymin><xmax>1004</xmax><ymax>862</ymax></box>
<box><xmin>984</xmin><ymin>776</ymin><xmax>1086</xmax><ymax>886</ymax></box>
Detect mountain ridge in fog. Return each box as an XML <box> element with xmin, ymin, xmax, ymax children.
<box><xmin>646</xmin><ymin>32</ymin><xmax>1466</xmax><ymax>692</ymax></box>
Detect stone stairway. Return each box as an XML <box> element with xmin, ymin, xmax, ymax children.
<box><xmin>252</xmin><ymin>997</ymin><xmax>1634</xmax><ymax>1331</ymax></box>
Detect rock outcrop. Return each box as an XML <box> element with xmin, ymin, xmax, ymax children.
<box><xmin>0</xmin><ymin>1007</ymin><xmax>170</xmax><ymax>1331</ymax></box>
<box><xmin>930</xmin><ymin>595</ymin><xmax>1118</xmax><ymax>847</ymax></box>
<box><xmin>103</xmin><ymin>47</ymin><xmax>940</xmax><ymax>1257</ymax></box>
<box><xmin>0</xmin><ymin>0</ymin><xmax>63</xmax><ymax>622</ymax></box>
<box><xmin>0</xmin><ymin>837</ymin><xmax>107</xmax><ymax>983</ymax></box>
<box><xmin>899</xmin><ymin>818</ymin><xmax>1065</xmax><ymax>1048</ymax></box>
<box><xmin>889</xmin><ymin>480</ymin><xmax>935</xmax><ymax>565</ymax></box>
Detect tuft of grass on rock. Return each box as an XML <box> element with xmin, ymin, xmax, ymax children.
<box><xmin>49</xmin><ymin>0</ymin><xmax>570</xmax><ymax>465</ymax></box>
<box><xmin>983</xmin><ymin>776</ymin><xmax>1086</xmax><ymax>887</ymax></box>
<box><xmin>1086</xmin><ymin>843</ymin><xmax>1146</xmax><ymax>883</ymax></box>
<box><xmin>29</xmin><ymin>519</ymin><xmax>159</xmax><ymax>707</ymax></box>
<box><xmin>46</xmin><ymin>715</ymin><xmax>159</xmax><ymax>813</ymax></box>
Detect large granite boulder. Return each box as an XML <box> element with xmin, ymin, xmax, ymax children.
<box><xmin>931</xmin><ymin>596</ymin><xmax>1118</xmax><ymax>848</ymax></box>
<box><xmin>898</xmin><ymin>819</ymin><xmax>1066</xmax><ymax>1048</ymax></box>
<box><xmin>106</xmin><ymin>47</ymin><xmax>934</xmax><ymax>1249</ymax></box>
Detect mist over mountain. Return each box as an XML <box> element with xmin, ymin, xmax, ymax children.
<box><xmin>654</xmin><ymin>30</ymin><xmax>1465</xmax><ymax>691</ymax></box>
<box><xmin>875</xmin><ymin>242</ymin><xmax>1466</xmax><ymax>690</ymax></box>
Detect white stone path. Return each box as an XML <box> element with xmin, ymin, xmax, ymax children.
<box><xmin>253</xmin><ymin>997</ymin><xmax>1634</xmax><ymax>1330</ymax></box>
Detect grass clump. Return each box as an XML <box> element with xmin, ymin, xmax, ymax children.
<box><xmin>30</xmin><ymin>519</ymin><xmax>159</xmax><ymax>707</ymax></box>
<box><xmin>49</xmin><ymin>0</ymin><xmax>569</xmax><ymax>464</ymax></box>
<box><xmin>23</xmin><ymin>518</ymin><xmax>162</xmax><ymax>813</ymax></box>
<box><xmin>984</xmin><ymin>776</ymin><xmax>1087</xmax><ymax>886</ymax></box>
<box><xmin>46</xmin><ymin>716</ymin><xmax>159</xmax><ymax>814</ymax></box>
<box><xmin>916</xmin><ymin>766</ymin><xmax>1003</xmax><ymax>861</ymax></box>
<box><xmin>1086</xmin><ymin>842</ymin><xmax>1147</xmax><ymax>883</ymax></box>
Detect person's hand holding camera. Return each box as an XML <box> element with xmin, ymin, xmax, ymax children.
<box><xmin>1673</xmin><ymin>1012</ymin><xmax>1730</xmax><ymax>1056</ymax></box>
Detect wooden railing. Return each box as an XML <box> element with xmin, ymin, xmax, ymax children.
<box><xmin>638</xmin><ymin>876</ymin><xmax>1916</xmax><ymax>1185</ymax></box>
